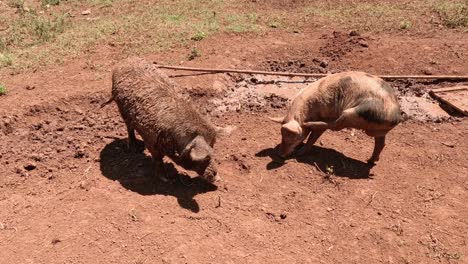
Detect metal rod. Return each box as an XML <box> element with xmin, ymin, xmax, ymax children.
<box><xmin>154</xmin><ymin>64</ymin><xmax>468</xmax><ymax>81</ymax></box>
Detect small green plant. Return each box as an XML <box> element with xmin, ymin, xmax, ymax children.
<box><xmin>190</xmin><ymin>31</ymin><xmax>206</xmax><ymax>41</ymax></box>
<box><xmin>0</xmin><ymin>84</ymin><xmax>7</xmax><ymax>96</ymax></box>
<box><xmin>0</xmin><ymin>53</ymin><xmax>13</xmax><ymax>67</ymax></box>
<box><xmin>188</xmin><ymin>47</ymin><xmax>200</xmax><ymax>61</ymax></box>
<box><xmin>226</xmin><ymin>13</ymin><xmax>259</xmax><ymax>33</ymax></box>
<box><xmin>434</xmin><ymin>1</ymin><xmax>468</xmax><ymax>28</ymax></box>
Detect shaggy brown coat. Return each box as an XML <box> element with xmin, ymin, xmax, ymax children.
<box><xmin>111</xmin><ymin>58</ymin><xmax>218</xmax><ymax>182</ymax></box>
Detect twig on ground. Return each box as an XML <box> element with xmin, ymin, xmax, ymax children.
<box><xmin>367</xmin><ymin>191</ymin><xmax>379</xmax><ymax>207</ymax></box>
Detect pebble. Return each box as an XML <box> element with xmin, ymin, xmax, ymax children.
<box><xmin>24</xmin><ymin>162</ymin><xmax>37</xmax><ymax>171</ymax></box>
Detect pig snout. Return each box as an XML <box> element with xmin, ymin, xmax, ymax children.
<box><xmin>277</xmin><ymin>120</ymin><xmax>305</xmax><ymax>159</ymax></box>
<box><xmin>199</xmin><ymin>161</ymin><xmax>219</xmax><ymax>183</ymax></box>
<box><xmin>277</xmin><ymin>136</ymin><xmax>304</xmax><ymax>158</ymax></box>
<box><xmin>277</xmin><ymin>143</ymin><xmax>297</xmax><ymax>159</ymax></box>
<box><xmin>277</xmin><ymin>144</ymin><xmax>291</xmax><ymax>159</ymax></box>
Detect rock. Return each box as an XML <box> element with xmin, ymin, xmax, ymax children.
<box><xmin>25</xmin><ymin>85</ymin><xmax>35</xmax><ymax>90</ymax></box>
<box><xmin>74</xmin><ymin>149</ymin><xmax>86</xmax><ymax>158</ymax></box>
<box><xmin>81</xmin><ymin>10</ymin><xmax>91</xmax><ymax>15</ymax></box>
<box><xmin>319</xmin><ymin>60</ymin><xmax>329</xmax><ymax>68</ymax></box>
<box><xmin>349</xmin><ymin>30</ymin><xmax>360</xmax><ymax>36</ymax></box>
<box><xmin>79</xmin><ymin>180</ymin><xmax>91</xmax><ymax>191</ymax></box>
<box><xmin>421</xmin><ymin>67</ymin><xmax>434</xmax><ymax>75</ymax></box>
<box><xmin>24</xmin><ymin>162</ymin><xmax>37</xmax><ymax>171</ymax></box>
<box><xmin>358</xmin><ymin>40</ymin><xmax>369</xmax><ymax>48</ymax></box>
<box><xmin>30</xmin><ymin>153</ymin><xmax>44</xmax><ymax>162</ymax></box>
<box><xmin>240</xmin><ymin>162</ymin><xmax>250</xmax><ymax>171</ymax></box>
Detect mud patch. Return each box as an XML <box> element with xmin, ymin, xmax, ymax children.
<box><xmin>208</xmin><ymin>77</ymin><xmax>291</xmax><ymax>115</ymax></box>
<box><xmin>393</xmin><ymin>80</ymin><xmax>464</xmax><ymax>122</ymax></box>
<box><xmin>185</xmin><ymin>73</ymin><xmax>460</xmax><ymax>123</ymax></box>
<box><xmin>184</xmin><ymin>74</ymin><xmax>305</xmax><ymax>116</ymax></box>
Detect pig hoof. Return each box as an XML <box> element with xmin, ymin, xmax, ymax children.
<box><xmin>367</xmin><ymin>159</ymin><xmax>377</xmax><ymax>166</ymax></box>
<box><xmin>135</xmin><ymin>141</ymin><xmax>145</xmax><ymax>152</ymax></box>
<box><xmin>130</xmin><ymin>140</ymin><xmax>145</xmax><ymax>153</ymax></box>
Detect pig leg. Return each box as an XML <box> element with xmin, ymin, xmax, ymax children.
<box><xmin>151</xmin><ymin>151</ymin><xmax>170</xmax><ymax>182</ymax></box>
<box><xmin>368</xmin><ymin>136</ymin><xmax>386</xmax><ymax>164</ymax></box>
<box><xmin>125</xmin><ymin>122</ymin><xmax>144</xmax><ymax>153</ymax></box>
<box><xmin>297</xmin><ymin>129</ymin><xmax>326</xmax><ymax>156</ymax></box>
<box><xmin>126</xmin><ymin>125</ymin><xmax>137</xmax><ymax>151</ymax></box>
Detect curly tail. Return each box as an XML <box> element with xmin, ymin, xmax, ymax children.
<box><xmin>100</xmin><ymin>97</ymin><xmax>114</xmax><ymax>108</ymax></box>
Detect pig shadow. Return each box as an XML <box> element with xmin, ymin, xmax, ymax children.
<box><xmin>256</xmin><ymin>144</ymin><xmax>372</xmax><ymax>179</ymax></box>
<box><xmin>99</xmin><ymin>139</ymin><xmax>217</xmax><ymax>213</ymax></box>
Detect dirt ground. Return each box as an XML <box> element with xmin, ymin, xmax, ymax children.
<box><xmin>1</xmin><ymin>3</ymin><xmax>468</xmax><ymax>264</ymax></box>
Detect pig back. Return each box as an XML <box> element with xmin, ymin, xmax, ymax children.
<box><xmin>309</xmin><ymin>72</ymin><xmax>401</xmax><ymax>125</ymax></box>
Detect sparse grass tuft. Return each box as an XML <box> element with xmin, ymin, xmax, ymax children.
<box><xmin>267</xmin><ymin>17</ymin><xmax>282</xmax><ymax>29</ymax></box>
<box><xmin>1</xmin><ymin>0</ymin><xmax>465</xmax><ymax>72</ymax></box>
<box><xmin>0</xmin><ymin>53</ymin><xmax>13</xmax><ymax>67</ymax></box>
<box><xmin>188</xmin><ymin>47</ymin><xmax>200</xmax><ymax>61</ymax></box>
<box><xmin>226</xmin><ymin>13</ymin><xmax>259</xmax><ymax>33</ymax></box>
<box><xmin>399</xmin><ymin>20</ymin><xmax>412</xmax><ymax>30</ymax></box>
<box><xmin>433</xmin><ymin>0</ymin><xmax>468</xmax><ymax>28</ymax></box>
<box><xmin>0</xmin><ymin>84</ymin><xmax>7</xmax><ymax>96</ymax></box>
<box><xmin>191</xmin><ymin>31</ymin><xmax>206</xmax><ymax>41</ymax></box>
<box><xmin>303</xmin><ymin>1</ymin><xmax>422</xmax><ymax>32</ymax></box>
<box><xmin>7</xmin><ymin>0</ymin><xmax>24</xmax><ymax>9</ymax></box>
<box><xmin>31</xmin><ymin>13</ymin><xmax>69</xmax><ymax>42</ymax></box>
<box><xmin>42</xmin><ymin>0</ymin><xmax>61</xmax><ymax>6</ymax></box>
<box><xmin>2</xmin><ymin>11</ymin><xmax>69</xmax><ymax>50</ymax></box>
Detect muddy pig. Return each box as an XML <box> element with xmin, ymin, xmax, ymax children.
<box><xmin>105</xmin><ymin>58</ymin><xmax>232</xmax><ymax>183</ymax></box>
<box><xmin>270</xmin><ymin>71</ymin><xmax>402</xmax><ymax>164</ymax></box>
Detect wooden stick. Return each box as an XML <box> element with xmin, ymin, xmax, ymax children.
<box><xmin>154</xmin><ymin>64</ymin><xmax>468</xmax><ymax>81</ymax></box>
<box><xmin>430</xmin><ymin>86</ymin><xmax>468</xmax><ymax>93</ymax></box>
<box><xmin>430</xmin><ymin>93</ymin><xmax>468</xmax><ymax>116</ymax></box>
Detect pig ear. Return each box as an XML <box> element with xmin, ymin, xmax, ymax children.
<box><xmin>190</xmin><ymin>146</ymin><xmax>209</xmax><ymax>162</ymax></box>
<box><xmin>215</xmin><ymin>125</ymin><xmax>236</xmax><ymax>137</ymax></box>
<box><xmin>282</xmin><ymin>120</ymin><xmax>302</xmax><ymax>135</ymax></box>
<box><xmin>187</xmin><ymin>136</ymin><xmax>212</xmax><ymax>162</ymax></box>
<box><xmin>268</xmin><ymin>116</ymin><xmax>284</xmax><ymax>123</ymax></box>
